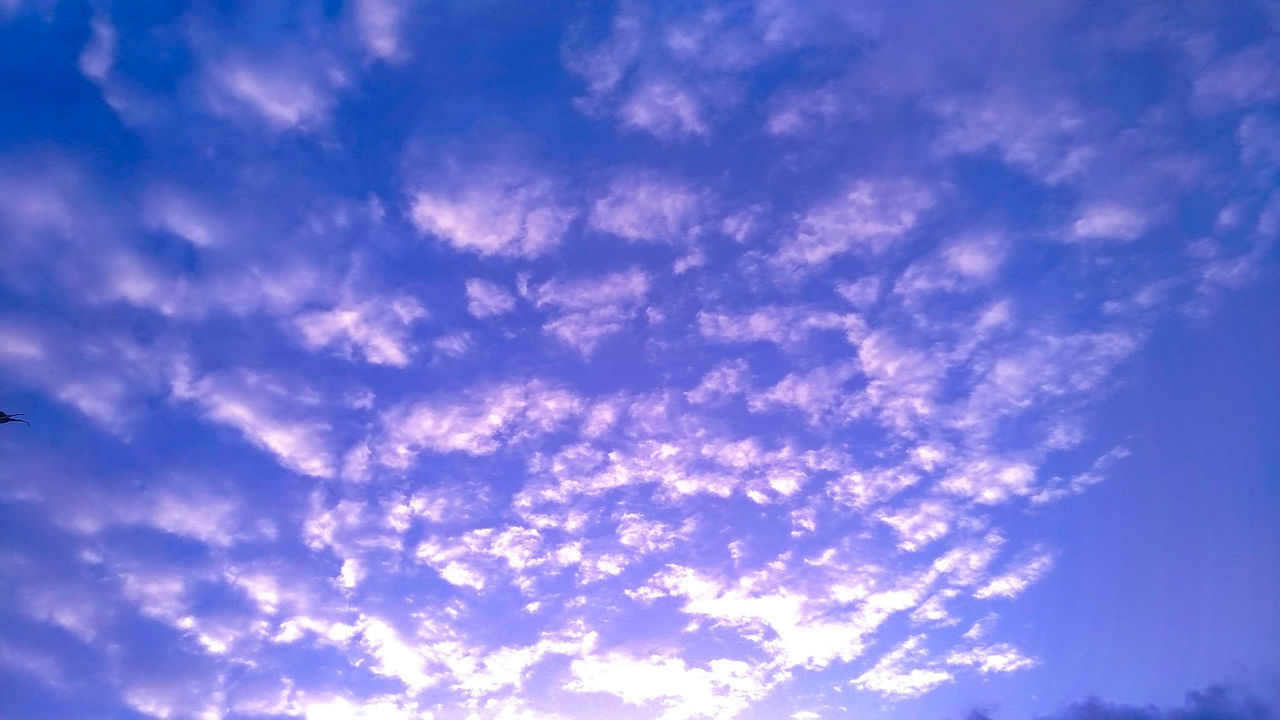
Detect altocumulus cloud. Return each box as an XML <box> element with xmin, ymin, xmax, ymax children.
<box><xmin>0</xmin><ymin>1</ymin><xmax>1277</xmax><ymax>720</ymax></box>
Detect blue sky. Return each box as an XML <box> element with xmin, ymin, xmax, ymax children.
<box><xmin>1</xmin><ymin>1</ymin><xmax>1278</xmax><ymax>719</ymax></box>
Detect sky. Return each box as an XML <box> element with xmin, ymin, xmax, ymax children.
<box><xmin>0</xmin><ymin>1</ymin><xmax>1278</xmax><ymax>719</ymax></box>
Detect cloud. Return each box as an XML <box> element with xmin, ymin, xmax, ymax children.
<box><xmin>172</xmin><ymin>366</ymin><xmax>338</xmax><ymax>478</ymax></box>
<box><xmin>774</xmin><ymin>179</ymin><xmax>935</xmax><ymax>271</ymax></box>
<box><xmin>530</xmin><ymin>268</ymin><xmax>651</xmax><ymax>356</ymax></box>
<box><xmin>1071</xmin><ymin>202</ymin><xmax>1151</xmax><ymax>242</ymax></box>
<box><xmin>562</xmin><ymin>5</ymin><xmax>643</xmax><ymax>98</ymax></box>
<box><xmin>746</xmin><ymin>361</ymin><xmax>861</xmax><ymax>423</ymax></box>
<box><xmin>618</xmin><ymin>77</ymin><xmax>709</xmax><ymax>139</ymax></box>
<box><xmin>466</xmin><ymin>278</ymin><xmax>517</xmax><ymax>318</ymax></box>
<box><xmin>945</xmin><ymin>642</ymin><xmax>1035</xmax><ymax>674</ymax></box>
<box><xmin>878</xmin><ymin>500</ymin><xmax>955</xmax><ymax>552</ymax></box>
<box><xmin>5</xmin><ymin>4</ymin><xmax>1279</xmax><ymax>719</ymax></box>
<box><xmin>1237</xmin><ymin>114</ymin><xmax>1280</xmax><ymax>170</ymax></box>
<box><xmin>376</xmin><ymin>379</ymin><xmax>582</xmax><ymax>467</ymax></box>
<box><xmin>615</xmin><ymin>512</ymin><xmax>687</xmax><ymax>553</ymax></box>
<box><xmin>686</xmin><ymin>359</ymin><xmax>751</xmax><ymax>404</ymax></box>
<box><xmin>0</xmin><ymin>319</ymin><xmax>175</xmax><ymax>430</ymax></box>
<box><xmin>206</xmin><ymin>56</ymin><xmax>338</xmax><ymax>130</ymax></box>
<box><xmin>973</xmin><ymin>550</ymin><xmax>1055</xmax><ymax>600</ymax></box>
<box><xmin>410</xmin><ymin>166</ymin><xmax>578</xmax><ymax>258</ymax></box>
<box><xmin>294</xmin><ymin>294</ymin><xmax>427</xmax><ymax>366</ymax></box>
<box><xmin>78</xmin><ymin>12</ymin><xmax>115</xmax><ymax>81</ymax></box>
<box><xmin>895</xmin><ymin>233</ymin><xmax>1007</xmax><ymax>300</ymax></box>
<box><xmin>562</xmin><ymin>1</ymin><xmax>873</xmax><ymax>140</ymax></box>
<box><xmin>352</xmin><ymin>0</ymin><xmax>409</xmax><ymax>61</ymax></box>
<box><xmin>939</xmin><ymin>458</ymin><xmax>1038</xmax><ymax>505</ymax></box>
<box><xmin>54</xmin><ymin>479</ymin><xmax>269</xmax><ymax>549</ymax></box>
<box><xmin>300</xmin><ymin>695</ymin><xmax>421</xmax><ymax>720</ymax></box>
<box><xmin>931</xmin><ymin>90</ymin><xmax>1094</xmax><ymax>184</ymax></box>
<box><xmin>953</xmin><ymin>329</ymin><xmax>1141</xmax><ymax>440</ymax></box>
<box><xmin>357</xmin><ymin>616</ymin><xmax>439</xmax><ymax>691</ymax></box>
<box><xmin>589</xmin><ymin>171</ymin><xmax>708</xmax><ymax>244</ymax></box>
<box><xmin>142</xmin><ymin>188</ymin><xmax>227</xmax><ymax>248</ymax></box>
<box><xmin>1193</xmin><ymin>44</ymin><xmax>1280</xmax><ymax>112</ymax></box>
<box><xmin>697</xmin><ymin>306</ymin><xmax>864</xmax><ymax>349</ymax></box>
<box><xmin>569</xmin><ymin>652</ymin><xmax>770</xmax><ymax>720</ymax></box>
<box><xmin>766</xmin><ymin>84</ymin><xmax>846</xmax><ymax>136</ymax></box>
<box><xmin>648</xmin><ymin>559</ymin><xmax>933</xmax><ymax>671</ymax></box>
<box><xmin>851</xmin><ymin>636</ymin><xmax>953</xmax><ymax>698</ymax></box>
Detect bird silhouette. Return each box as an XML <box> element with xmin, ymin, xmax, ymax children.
<box><xmin>0</xmin><ymin>411</ymin><xmax>29</xmax><ymax>425</ymax></box>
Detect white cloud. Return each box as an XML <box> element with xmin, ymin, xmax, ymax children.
<box><xmin>78</xmin><ymin>12</ymin><xmax>115</xmax><ymax>81</ymax></box>
<box><xmin>569</xmin><ymin>652</ymin><xmax>770</xmax><ymax>720</ymax></box>
<box><xmin>1193</xmin><ymin>44</ymin><xmax>1280</xmax><ymax>111</ymax></box>
<box><xmin>931</xmin><ymin>91</ymin><xmax>1094</xmax><ymax>184</ymax></box>
<box><xmin>519</xmin><ymin>423</ymin><xmax>845</xmax><ymax>508</ymax></box>
<box><xmin>829</xmin><ymin>467</ymin><xmax>921</xmax><ymax>510</ymax></box>
<box><xmin>353</xmin><ymin>0</ymin><xmax>408</xmax><ymax>61</ymax></box>
<box><xmin>1237</xmin><ymin>114</ymin><xmax>1280</xmax><ymax>169</ymax></box>
<box><xmin>377</xmin><ymin>379</ymin><xmax>582</xmax><ymax>466</ymax></box>
<box><xmin>466</xmin><ymin>278</ymin><xmax>517</xmax><ymax>318</ymax></box>
<box><xmin>301</xmin><ymin>695</ymin><xmax>420</xmax><ymax>720</ymax></box>
<box><xmin>531</xmin><ymin>268</ymin><xmax>651</xmax><ymax>356</ymax></box>
<box><xmin>877</xmin><ymin>500</ymin><xmax>954</xmax><ymax>552</ymax></box>
<box><xmin>1071</xmin><ymin>202</ymin><xmax>1151</xmax><ymax>242</ymax></box>
<box><xmin>686</xmin><ymin>360</ymin><xmax>751</xmax><ymax>404</ymax></box>
<box><xmin>652</xmin><ymin>563</ymin><xmax>923</xmax><ymax>671</ymax></box>
<box><xmin>939</xmin><ymin>458</ymin><xmax>1037</xmax><ymax>505</ymax></box>
<box><xmin>619</xmin><ymin>78</ymin><xmax>709</xmax><ymax>139</ymax></box>
<box><xmin>11</xmin><ymin>6</ymin><xmax>1276</xmax><ymax>718</ymax></box>
<box><xmin>294</xmin><ymin>295</ymin><xmax>427</xmax><ymax>366</ymax></box>
<box><xmin>358</xmin><ymin>616</ymin><xmax>439</xmax><ymax>691</ymax></box>
<box><xmin>171</xmin><ymin>367</ymin><xmax>337</xmax><ymax>478</ymax></box>
<box><xmin>931</xmin><ymin>534</ymin><xmax>1003</xmax><ymax>587</ymax></box>
<box><xmin>850</xmin><ymin>636</ymin><xmax>952</xmax><ymax>698</ymax></box>
<box><xmin>433</xmin><ymin>330</ymin><xmax>474</xmax><ymax>358</ymax></box>
<box><xmin>562</xmin><ymin>6</ymin><xmax>642</xmax><ymax>97</ymax></box>
<box><xmin>945</xmin><ymin>643</ymin><xmax>1035</xmax><ymax>674</ymax></box>
<box><xmin>120</xmin><ymin>680</ymin><xmax>224</xmax><ymax>720</ymax></box>
<box><xmin>766</xmin><ymin>85</ymin><xmax>845</xmax><ymax>136</ymax></box>
<box><xmin>563</xmin><ymin>1</ymin><xmax>873</xmax><ymax>140</ymax></box>
<box><xmin>590</xmin><ymin>171</ymin><xmax>707</xmax><ymax>244</ymax></box>
<box><xmin>855</xmin><ymin>330</ymin><xmax>946</xmax><ymax>434</ymax></box>
<box><xmin>910</xmin><ymin>589</ymin><xmax>960</xmax><ymax>626</ymax></box>
<box><xmin>698</xmin><ymin>306</ymin><xmax>864</xmax><ymax>348</ymax></box>
<box><xmin>142</xmin><ymin>188</ymin><xmax>225</xmax><ymax>248</ymax></box>
<box><xmin>532</xmin><ymin>268</ymin><xmax>651</xmax><ymax>311</ymax></box>
<box><xmin>410</xmin><ymin>167</ymin><xmax>577</xmax><ymax>258</ymax></box>
<box><xmin>955</xmin><ymin>331</ymin><xmax>1140</xmax><ymax>436</ymax></box>
<box><xmin>895</xmin><ymin>233</ymin><xmax>1007</xmax><ymax>299</ymax></box>
<box><xmin>1032</xmin><ymin>444</ymin><xmax>1131</xmax><ymax>504</ymax></box>
<box><xmin>835</xmin><ymin>276</ymin><xmax>881</xmax><ymax>309</ymax></box>
<box><xmin>58</xmin><ymin>480</ymin><xmax>263</xmax><ymax>549</ymax></box>
<box><xmin>746</xmin><ymin>362</ymin><xmax>860</xmax><ymax>422</ymax></box>
<box><xmin>0</xmin><ymin>321</ymin><xmax>173</xmax><ymax>430</ymax></box>
<box><xmin>208</xmin><ymin>58</ymin><xmax>336</xmax><ymax>130</ymax></box>
<box><xmin>974</xmin><ymin>551</ymin><xmax>1054</xmax><ymax>599</ymax></box>
<box><xmin>616</xmin><ymin>513</ymin><xmax>686</xmax><ymax>553</ymax></box>
<box><xmin>542</xmin><ymin>306</ymin><xmax>635</xmax><ymax>357</ymax></box>
<box><xmin>774</xmin><ymin>179</ymin><xmax>935</xmax><ymax>271</ymax></box>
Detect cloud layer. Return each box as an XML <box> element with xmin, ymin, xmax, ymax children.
<box><xmin>0</xmin><ymin>1</ymin><xmax>1277</xmax><ymax>720</ymax></box>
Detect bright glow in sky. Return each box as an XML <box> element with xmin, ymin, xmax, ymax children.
<box><xmin>1</xmin><ymin>2</ymin><xmax>1278</xmax><ymax>719</ymax></box>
